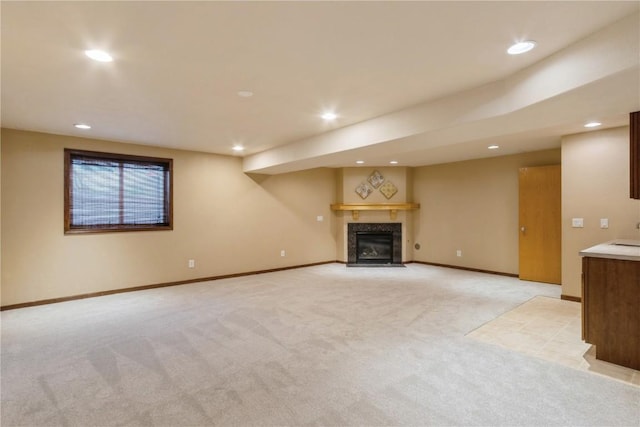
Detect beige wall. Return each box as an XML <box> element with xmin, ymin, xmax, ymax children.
<box><xmin>412</xmin><ymin>149</ymin><xmax>561</xmax><ymax>274</ymax></box>
<box><xmin>0</xmin><ymin>135</ymin><xmax>2</xmax><ymax>293</ymax></box>
<box><xmin>4</xmin><ymin>126</ymin><xmax>636</xmax><ymax>306</ymax></box>
<box><xmin>561</xmin><ymin>126</ymin><xmax>640</xmax><ymax>298</ymax></box>
<box><xmin>340</xmin><ymin>167</ymin><xmax>411</xmax><ymax>203</ymax></box>
<box><xmin>1</xmin><ymin>129</ymin><xmax>337</xmax><ymax>306</ymax></box>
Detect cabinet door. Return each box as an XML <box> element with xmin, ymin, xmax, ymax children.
<box><xmin>581</xmin><ymin>258</ymin><xmax>588</xmax><ymax>342</ymax></box>
<box><xmin>631</xmin><ymin>111</ymin><xmax>639</xmax><ymax>199</ymax></box>
<box><xmin>583</xmin><ymin>256</ymin><xmax>640</xmax><ymax>370</ymax></box>
<box><xmin>582</xmin><ymin>257</ymin><xmax>603</xmax><ymax>346</ymax></box>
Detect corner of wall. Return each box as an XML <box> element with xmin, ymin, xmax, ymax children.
<box><xmin>561</xmin><ymin>126</ymin><xmax>639</xmax><ymax>298</ymax></box>
<box><xmin>334</xmin><ymin>168</ymin><xmax>344</xmax><ymax>203</ymax></box>
<box><xmin>0</xmin><ymin>131</ymin><xmax>3</xmax><ymax>294</ymax></box>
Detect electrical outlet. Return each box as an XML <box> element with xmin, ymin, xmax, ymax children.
<box><xmin>280</xmin><ymin>250</ymin><xmax>286</xmax><ymax>257</ymax></box>
<box><xmin>188</xmin><ymin>259</ymin><xmax>195</xmax><ymax>268</ymax></box>
<box><xmin>572</xmin><ymin>218</ymin><xmax>584</xmax><ymax>228</ymax></box>
<box><xmin>456</xmin><ymin>250</ymin><xmax>462</xmax><ymax>257</ymax></box>
<box><xmin>600</xmin><ymin>218</ymin><xmax>609</xmax><ymax>229</ymax></box>
<box><xmin>316</xmin><ymin>215</ymin><xmax>324</xmax><ymax>222</ymax></box>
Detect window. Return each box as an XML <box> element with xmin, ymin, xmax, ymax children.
<box><xmin>64</xmin><ymin>149</ymin><xmax>173</xmax><ymax>233</ymax></box>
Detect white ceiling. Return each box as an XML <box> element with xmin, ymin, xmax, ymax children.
<box><xmin>2</xmin><ymin>1</ymin><xmax>639</xmax><ymax>173</ymax></box>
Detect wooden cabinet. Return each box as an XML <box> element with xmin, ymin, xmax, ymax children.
<box><xmin>631</xmin><ymin>111</ymin><xmax>639</xmax><ymax>199</ymax></box>
<box><xmin>582</xmin><ymin>256</ymin><xmax>640</xmax><ymax>370</ymax></box>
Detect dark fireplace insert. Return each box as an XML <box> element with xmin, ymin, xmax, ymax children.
<box><xmin>356</xmin><ymin>232</ymin><xmax>393</xmax><ymax>264</ymax></box>
<box><xmin>347</xmin><ymin>223</ymin><xmax>402</xmax><ymax>266</ymax></box>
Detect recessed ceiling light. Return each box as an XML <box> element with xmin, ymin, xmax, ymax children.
<box><xmin>237</xmin><ymin>90</ymin><xmax>253</xmax><ymax>98</ymax></box>
<box><xmin>507</xmin><ymin>41</ymin><xmax>536</xmax><ymax>55</ymax></box>
<box><xmin>356</xmin><ymin>160</ymin><xmax>364</xmax><ymax>164</ymax></box>
<box><xmin>232</xmin><ymin>145</ymin><xmax>244</xmax><ymax>152</ymax></box>
<box><xmin>322</xmin><ymin>112</ymin><xmax>338</xmax><ymax>121</ymax></box>
<box><xmin>584</xmin><ymin>121</ymin><xmax>602</xmax><ymax>128</ymax></box>
<box><xmin>488</xmin><ymin>145</ymin><xmax>500</xmax><ymax>150</ymax></box>
<box><xmin>74</xmin><ymin>123</ymin><xmax>91</xmax><ymax>130</ymax></box>
<box><xmin>84</xmin><ymin>49</ymin><xmax>113</xmax><ymax>62</ymax></box>
<box><xmin>389</xmin><ymin>160</ymin><xmax>398</xmax><ymax>164</ymax></box>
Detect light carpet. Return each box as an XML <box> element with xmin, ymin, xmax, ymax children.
<box><xmin>2</xmin><ymin>263</ymin><xmax>639</xmax><ymax>426</ymax></box>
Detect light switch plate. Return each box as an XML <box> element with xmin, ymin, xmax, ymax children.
<box><xmin>572</xmin><ymin>218</ymin><xmax>584</xmax><ymax>228</ymax></box>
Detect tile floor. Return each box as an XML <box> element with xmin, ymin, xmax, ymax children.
<box><xmin>467</xmin><ymin>295</ymin><xmax>640</xmax><ymax>387</ymax></box>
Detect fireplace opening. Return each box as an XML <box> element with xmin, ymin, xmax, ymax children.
<box><xmin>347</xmin><ymin>223</ymin><xmax>403</xmax><ymax>266</ymax></box>
<box><xmin>356</xmin><ymin>232</ymin><xmax>393</xmax><ymax>264</ymax></box>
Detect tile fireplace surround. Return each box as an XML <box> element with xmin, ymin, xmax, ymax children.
<box><xmin>347</xmin><ymin>222</ymin><xmax>402</xmax><ymax>265</ymax></box>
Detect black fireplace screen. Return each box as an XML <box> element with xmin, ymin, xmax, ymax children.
<box><xmin>356</xmin><ymin>232</ymin><xmax>393</xmax><ymax>264</ymax></box>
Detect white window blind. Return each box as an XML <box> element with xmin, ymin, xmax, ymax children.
<box><xmin>65</xmin><ymin>149</ymin><xmax>172</xmax><ymax>233</ymax></box>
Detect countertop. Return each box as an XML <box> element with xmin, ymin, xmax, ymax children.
<box><xmin>579</xmin><ymin>239</ymin><xmax>640</xmax><ymax>262</ymax></box>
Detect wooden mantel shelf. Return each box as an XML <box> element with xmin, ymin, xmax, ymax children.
<box><xmin>330</xmin><ymin>203</ymin><xmax>420</xmax><ymax>220</ymax></box>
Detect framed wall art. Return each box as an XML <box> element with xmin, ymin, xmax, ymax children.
<box><xmin>355</xmin><ymin>182</ymin><xmax>373</xmax><ymax>199</ymax></box>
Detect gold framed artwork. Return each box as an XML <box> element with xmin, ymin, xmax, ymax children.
<box><xmin>355</xmin><ymin>182</ymin><xmax>373</xmax><ymax>199</ymax></box>
<box><xmin>379</xmin><ymin>181</ymin><xmax>398</xmax><ymax>199</ymax></box>
<box><xmin>367</xmin><ymin>170</ymin><xmax>385</xmax><ymax>189</ymax></box>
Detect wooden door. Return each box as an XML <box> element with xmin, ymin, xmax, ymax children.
<box><xmin>631</xmin><ymin>111</ymin><xmax>639</xmax><ymax>199</ymax></box>
<box><xmin>518</xmin><ymin>165</ymin><xmax>561</xmax><ymax>284</ymax></box>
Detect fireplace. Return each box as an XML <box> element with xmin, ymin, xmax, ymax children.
<box><xmin>347</xmin><ymin>223</ymin><xmax>402</xmax><ymax>266</ymax></box>
<box><xmin>356</xmin><ymin>232</ymin><xmax>393</xmax><ymax>264</ymax></box>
